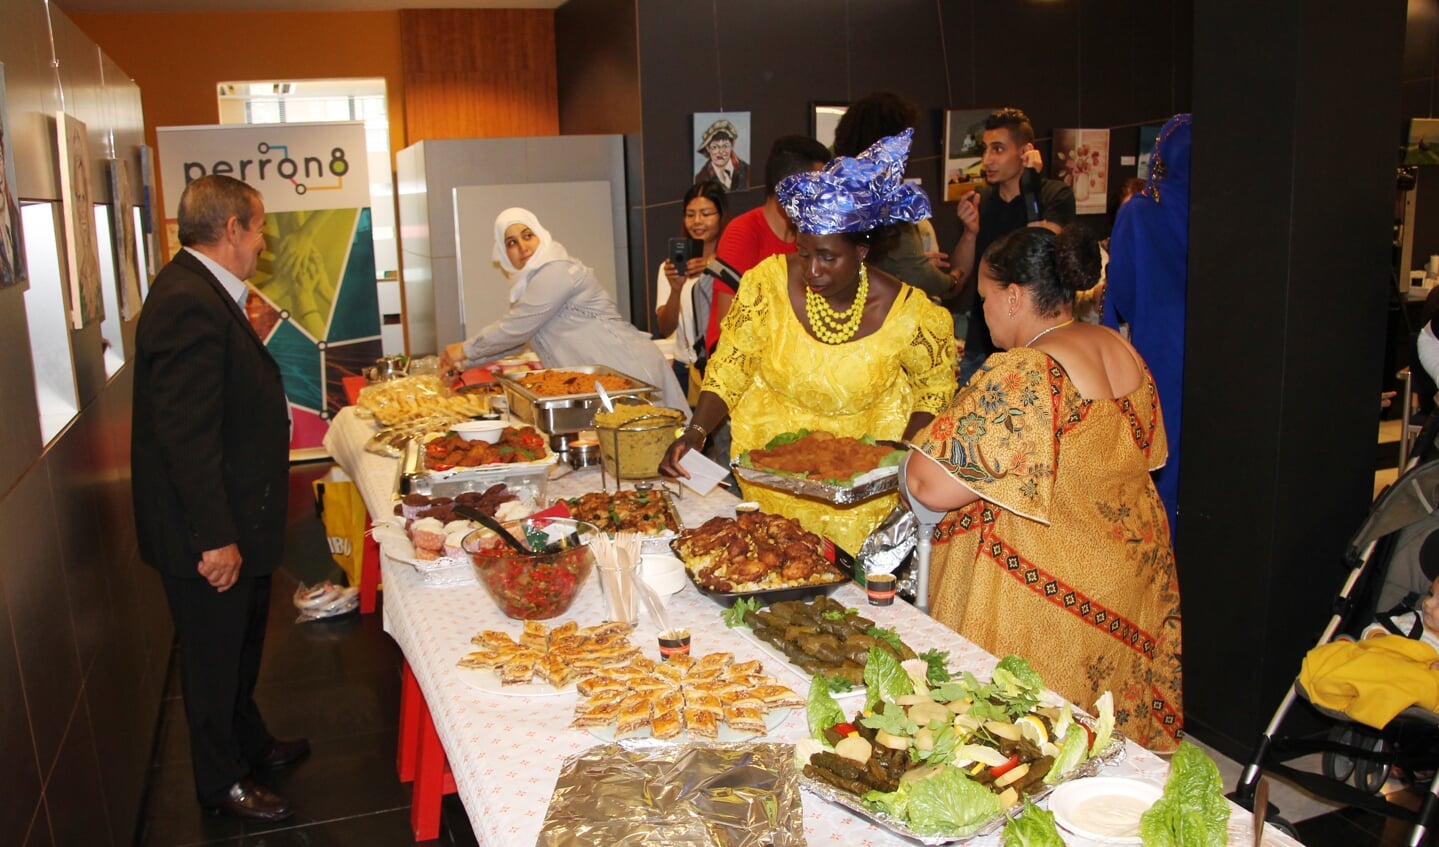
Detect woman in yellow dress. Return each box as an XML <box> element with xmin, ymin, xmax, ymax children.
<box><xmin>902</xmin><ymin>225</ymin><xmax>1182</xmax><ymax>751</ymax></box>
<box><xmin>660</xmin><ymin>130</ymin><xmax>956</xmax><ymax>552</ymax></box>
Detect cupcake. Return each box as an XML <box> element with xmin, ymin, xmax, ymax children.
<box><xmin>443</xmin><ymin>530</ymin><xmax>470</xmax><ymax>560</ymax></box>
<box><xmin>443</xmin><ymin>519</ymin><xmax>473</xmax><ymax>536</ymax></box>
<box><xmin>409</xmin><ymin>517</ymin><xmax>447</xmax><ymax>553</ymax></box>
<box><xmin>401</xmin><ymin>493</ymin><xmax>431</xmax><ymax>521</ymax></box>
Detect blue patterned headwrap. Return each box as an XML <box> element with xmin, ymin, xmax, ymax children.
<box><xmin>777</xmin><ymin>129</ymin><xmax>931</xmax><ymax>235</ymax></box>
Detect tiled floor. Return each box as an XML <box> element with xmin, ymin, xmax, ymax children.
<box><xmin>133</xmin><ymin>459</ymin><xmax>1434</xmax><ymax>846</ymax></box>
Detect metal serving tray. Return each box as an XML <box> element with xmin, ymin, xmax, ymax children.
<box><xmin>498</xmin><ymin>365</ymin><xmax>658</xmax><ymax>435</ymax></box>
<box><xmin>730</xmin><ymin>440</ymin><xmax>906</xmax><ymax>506</ymax></box>
<box><xmin>799</xmin><ymin>716</ymin><xmax>1129</xmax><ymax>845</ymax></box>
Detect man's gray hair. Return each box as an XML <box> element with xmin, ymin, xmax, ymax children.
<box><xmin>177</xmin><ymin>175</ymin><xmax>261</xmax><ymax>247</ymax></box>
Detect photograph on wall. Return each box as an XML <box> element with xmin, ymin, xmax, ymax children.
<box><xmin>138</xmin><ymin>143</ymin><xmax>160</xmax><ymax>278</ymax></box>
<box><xmin>0</xmin><ymin>64</ymin><xmax>26</xmax><ymax>290</ymax></box>
<box><xmin>108</xmin><ymin>158</ymin><xmax>144</xmax><ymax>319</ymax></box>
<box><xmin>811</xmin><ymin>102</ymin><xmax>848</xmax><ymax>152</ymax></box>
<box><xmin>57</xmin><ymin>112</ymin><xmax>105</xmax><ymax>327</ymax></box>
<box><xmin>1053</xmin><ymin>128</ymin><xmax>1111</xmax><ymax>215</ymax></box>
<box><xmin>1406</xmin><ymin>118</ymin><xmax>1439</xmax><ymax>166</ymax></box>
<box><xmin>943</xmin><ymin>108</ymin><xmax>994</xmax><ymax>202</ymax></box>
<box><xmin>693</xmin><ymin>112</ymin><xmax>751</xmax><ymax>192</ymax></box>
<box><xmin>1137</xmin><ymin>124</ymin><xmax>1162</xmax><ymax>180</ymax></box>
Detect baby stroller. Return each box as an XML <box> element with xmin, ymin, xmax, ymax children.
<box><xmin>1233</xmin><ymin>439</ymin><xmax>1439</xmax><ymax>846</ymax></box>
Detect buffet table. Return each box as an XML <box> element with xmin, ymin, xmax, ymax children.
<box><xmin>324</xmin><ymin>407</ymin><xmax>1303</xmax><ymax>846</ymax></box>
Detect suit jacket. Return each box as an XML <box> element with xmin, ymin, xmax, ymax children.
<box><xmin>132</xmin><ymin>249</ymin><xmax>290</xmax><ymax>579</ymax></box>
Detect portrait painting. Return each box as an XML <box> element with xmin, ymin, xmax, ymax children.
<box><xmin>109</xmin><ymin>158</ymin><xmax>144</xmax><ymax>319</ymax></box>
<box><xmin>943</xmin><ymin>109</ymin><xmax>994</xmax><ymax>202</ymax></box>
<box><xmin>57</xmin><ymin>111</ymin><xmax>105</xmax><ymax>328</ymax></box>
<box><xmin>0</xmin><ymin>64</ymin><xmax>25</xmax><ymax>290</ymax></box>
<box><xmin>1053</xmin><ymin>128</ymin><xmax>1111</xmax><ymax>215</ymax></box>
<box><xmin>692</xmin><ymin>111</ymin><xmax>751</xmax><ymax>192</ymax></box>
<box><xmin>1407</xmin><ymin>118</ymin><xmax>1439</xmax><ymax>166</ymax></box>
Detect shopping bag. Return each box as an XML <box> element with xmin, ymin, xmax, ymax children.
<box><xmin>312</xmin><ymin>467</ymin><xmax>368</xmax><ymax>588</ymax></box>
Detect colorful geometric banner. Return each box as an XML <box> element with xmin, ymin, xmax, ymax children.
<box><xmin>157</xmin><ymin>122</ymin><xmax>381</xmax><ymax>451</ymax></box>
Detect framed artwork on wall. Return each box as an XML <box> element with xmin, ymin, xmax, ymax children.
<box><xmin>1053</xmin><ymin>128</ymin><xmax>1111</xmax><ymax>215</ymax></box>
<box><xmin>108</xmin><ymin>158</ymin><xmax>143</xmax><ymax>319</ymax></box>
<box><xmin>0</xmin><ymin>63</ymin><xmax>25</xmax><ymax>290</ymax></box>
<box><xmin>811</xmin><ymin>102</ymin><xmax>848</xmax><ymax>152</ymax></box>
<box><xmin>692</xmin><ymin>112</ymin><xmax>751</xmax><ymax>192</ymax></box>
<box><xmin>942</xmin><ymin>108</ymin><xmax>993</xmax><ymax>202</ymax></box>
<box><xmin>1406</xmin><ymin>118</ymin><xmax>1439</xmax><ymax>166</ymax></box>
<box><xmin>57</xmin><ymin>111</ymin><xmax>105</xmax><ymax>328</ymax></box>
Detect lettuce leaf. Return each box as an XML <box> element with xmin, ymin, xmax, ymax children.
<box><xmin>893</xmin><ymin>765</ymin><xmax>1004</xmax><ymax>836</ymax></box>
<box><xmin>764</xmin><ymin>429</ymin><xmax>811</xmax><ymax>449</ymax></box>
<box><xmin>864</xmin><ymin>645</ymin><xmax>915</xmax><ymax>712</ymax></box>
<box><xmin>1002</xmin><ymin>798</ymin><xmax>1066</xmax><ymax>847</ymax></box>
<box><xmin>1043</xmin><ymin>724</ymin><xmax>1090</xmax><ymax>784</ymax></box>
<box><xmin>1138</xmin><ymin>741</ymin><xmax>1230</xmax><ymax>847</ymax></box>
<box><xmin>806</xmin><ymin>675</ymin><xmax>845</xmax><ymax>744</ymax></box>
<box><xmin>862</xmin><ymin>780</ymin><xmax>911</xmax><ymax>820</ymax></box>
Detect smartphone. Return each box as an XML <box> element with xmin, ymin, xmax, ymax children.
<box><xmin>1020</xmin><ymin>167</ymin><xmax>1043</xmax><ymax>222</ymax></box>
<box><xmin>669</xmin><ymin>237</ymin><xmax>704</xmax><ymax>273</ymax></box>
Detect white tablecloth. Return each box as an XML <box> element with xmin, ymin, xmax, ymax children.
<box><xmin>324</xmin><ymin>407</ymin><xmax>1303</xmax><ymax>846</ymax></box>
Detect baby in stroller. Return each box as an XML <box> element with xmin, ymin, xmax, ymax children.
<box><xmin>1362</xmin><ymin>572</ymin><xmax>1439</xmax><ymax>667</ymax></box>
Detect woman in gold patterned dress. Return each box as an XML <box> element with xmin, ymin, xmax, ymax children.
<box><xmin>902</xmin><ymin>225</ymin><xmax>1182</xmax><ymax>751</ymax></box>
<box><xmin>660</xmin><ymin>131</ymin><xmax>956</xmax><ymax>552</ymax></box>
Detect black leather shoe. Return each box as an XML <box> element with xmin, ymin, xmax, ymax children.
<box><xmin>255</xmin><ymin>737</ymin><xmax>311</xmax><ymax>769</ymax></box>
<box><xmin>202</xmin><ymin>777</ymin><xmax>294</xmax><ymax>822</ymax></box>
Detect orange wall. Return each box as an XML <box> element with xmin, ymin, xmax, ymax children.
<box><xmin>69</xmin><ymin>10</ymin><xmax>407</xmax><ymax>169</ymax></box>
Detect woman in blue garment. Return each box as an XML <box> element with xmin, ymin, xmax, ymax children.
<box><xmin>1102</xmin><ymin>114</ymin><xmax>1191</xmax><ymax>537</ymax></box>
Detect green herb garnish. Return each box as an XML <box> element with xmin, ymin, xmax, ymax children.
<box><xmin>865</xmin><ymin>625</ymin><xmax>906</xmax><ymax>655</ymax></box>
<box><xmin>919</xmin><ymin>648</ymin><xmax>952</xmax><ymax>685</ymax></box>
<box><xmin>722</xmin><ymin>596</ymin><xmax>762</xmax><ymax>628</ymax></box>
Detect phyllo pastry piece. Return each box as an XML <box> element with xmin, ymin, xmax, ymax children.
<box><xmin>683</xmin><ymin>690</ymin><xmax>723</xmax><ymax>717</ymax></box>
<box><xmin>729</xmin><ymin>659</ymin><xmax>763</xmax><ymax>677</ymax></box>
<box><xmin>653</xmin><ymin>688</ymin><xmax>684</xmax><ymax>716</ymax></box>
<box><xmin>499</xmin><ymin>655</ymin><xmax>538</xmax><ymax>686</ymax></box>
<box><xmin>692</xmin><ymin>652</ymin><xmax>733</xmax><ymax>675</ymax></box>
<box><xmin>653</xmin><ymin>662</ymin><xmax>684</xmax><ymax>686</ymax></box>
<box><xmin>750</xmin><ymin>684</ymin><xmax>805</xmax><ymax>709</ymax></box>
<box><xmin>456</xmin><ymin>650</ymin><xmax>499</xmax><ymax>670</ymax></box>
<box><xmin>664</xmin><ymin>653</ymin><xmax>695</xmax><ymax>672</ymax></box>
<box><xmin>571</xmin><ymin>698</ymin><xmax>621</xmax><ymax>728</ymax></box>
<box><xmin>540</xmin><ymin>653</ymin><xmax>579</xmax><ymax>688</ymax></box>
<box><xmin>472</xmin><ymin>630</ymin><xmax>515</xmax><ymax>648</ymax></box>
<box><xmin>583</xmin><ymin>621</ymin><xmax>634</xmax><ymax>641</ymax></box>
<box><xmin>615</xmin><ymin>693</ymin><xmax>652</xmax><ymax>737</ymax></box>
<box><xmin>549</xmin><ymin>621</ymin><xmax>578</xmax><ymax>641</ymax></box>
<box><xmin>651</xmin><ymin>709</ymin><xmax>683</xmax><ymax>740</ymax></box>
<box><xmin>684</xmin><ymin>708</ymin><xmax>719</xmax><ymax>740</ymax></box>
<box><xmin>723</xmin><ymin>701</ymin><xmax>767</xmax><ymax>736</ymax></box>
<box><xmin>520</xmin><ymin>620</ymin><xmax>549</xmax><ymax>652</ymax></box>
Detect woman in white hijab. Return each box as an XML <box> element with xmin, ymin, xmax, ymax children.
<box><xmin>440</xmin><ymin>208</ymin><xmax>687</xmax><ymax>411</ymax></box>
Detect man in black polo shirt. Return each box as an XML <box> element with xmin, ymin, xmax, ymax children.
<box><xmin>951</xmin><ymin>108</ymin><xmax>1076</xmax><ymax>383</ymax></box>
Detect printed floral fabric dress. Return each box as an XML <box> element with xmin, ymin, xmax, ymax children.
<box><xmin>911</xmin><ymin>347</ymin><xmax>1183</xmax><ymax>751</ymax></box>
<box><xmin>704</xmin><ymin>254</ymin><xmax>956</xmax><ymax>552</ymax></box>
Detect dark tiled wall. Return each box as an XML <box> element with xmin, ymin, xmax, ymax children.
<box><xmin>0</xmin><ymin>1</ymin><xmax>168</xmax><ymax>844</ymax></box>
<box><xmin>557</xmin><ymin>0</ymin><xmax>1194</xmax><ymax>330</ymax></box>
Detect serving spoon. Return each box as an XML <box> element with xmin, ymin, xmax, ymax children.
<box><xmin>454</xmin><ymin>505</ymin><xmax>532</xmax><ymax>555</ymax></box>
<box><xmin>595</xmin><ymin>380</ymin><xmax>616</xmax><ymax>413</ymax></box>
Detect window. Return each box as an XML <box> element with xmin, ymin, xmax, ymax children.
<box><xmin>218</xmin><ymin>79</ymin><xmax>402</xmax><ymax>354</ymax></box>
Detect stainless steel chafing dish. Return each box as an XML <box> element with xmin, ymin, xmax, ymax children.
<box><xmin>497</xmin><ymin>365</ymin><xmax>658</xmax><ymax>435</ymax></box>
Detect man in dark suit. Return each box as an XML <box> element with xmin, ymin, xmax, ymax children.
<box><xmin>132</xmin><ymin>174</ymin><xmax>305</xmax><ymax>822</ymax></box>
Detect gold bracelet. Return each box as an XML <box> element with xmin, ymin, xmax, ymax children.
<box><xmin>685</xmin><ymin>423</ymin><xmax>708</xmax><ymax>439</ymax></box>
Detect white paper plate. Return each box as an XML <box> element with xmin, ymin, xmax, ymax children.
<box><xmin>588</xmin><ymin>707</ymin><xmax>789</xmax><ymax>743</ymax></box>
<box><xmin>455</xmin><ymin>664</ymin><xmax>578</xmax><ymax>698</ymax></box>
<box><xmin>1048</xmin><ymin>776</ymin><xmax>1164</xmax><ymax>844</ymax></box>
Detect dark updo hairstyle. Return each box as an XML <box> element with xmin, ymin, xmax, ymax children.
<box><xmin>682</xmin><ymin>180</ymin><xmax>727</xmax><ymax>234</ymax></box>
<box><xmin>832</xmin><ymin>91</ymin><xmax>920</xmax><ymax>158</ymax></box>
<box><xmin>980</xmin><ymin>226</ymin><xmax>1101</xmax><ymax>317</ymax></box>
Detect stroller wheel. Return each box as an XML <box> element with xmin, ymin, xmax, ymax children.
<box><xmin>1354</xmin><ymin>735</ymin><xmax>1391</xmax><ymax>794</ymax></box>
<box><xmin>1323</xmin><ymin>725</ymin><xmax>1359</xmax><ymax>782</ymax></box>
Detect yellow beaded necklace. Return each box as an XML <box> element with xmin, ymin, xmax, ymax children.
<box><xmin>805</xmin><ymin>263</ymin><xmax>869</xmax><ymax>344</ymax></box>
